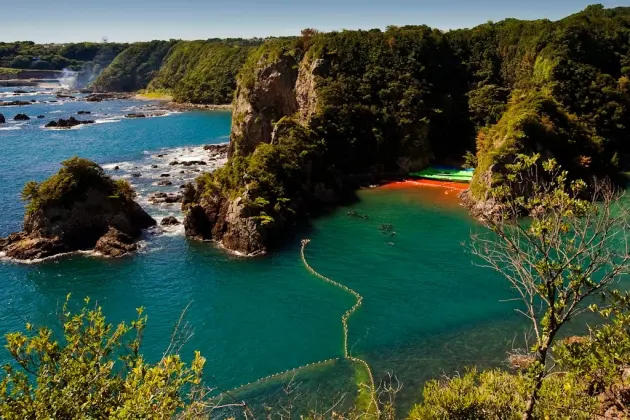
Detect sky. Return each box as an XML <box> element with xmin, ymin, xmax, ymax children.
<box><xmin>1</xmin><ymin>0</ymin><xmax>628</xmax><ymax>43</ymax></box>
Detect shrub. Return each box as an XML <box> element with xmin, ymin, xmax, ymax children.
<box><xmin>21</xmin><ymin>157</ymin><xmax>136</xmax><ymax>213</ymax></box>
<box><xmin>0</xmin><ymin>296</ymin><xmax>206</xmax><ymax>419</ymax></box>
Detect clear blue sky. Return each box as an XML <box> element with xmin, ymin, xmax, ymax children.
<box><xmin>2</xmin><ymin>0</ymin><xmax>627</xmax><ymax>43</ymax></box>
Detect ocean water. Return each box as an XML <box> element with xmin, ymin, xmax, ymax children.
<box><xmin>0</xmin><ymin>86</ymin><xmax>526</xmax><ymax>416</ymax></box>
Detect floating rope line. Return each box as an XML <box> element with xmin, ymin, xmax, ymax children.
<box><xmin>214</xmin><ymin>358</ymin><xmax>340</xmax><ymax>398</ymax></box>
<box><xmin>214</xmin><ymin>239</ymin><xmax>379</xmax><ymax>417</ymax></box>
<box><xmin>300</xmin><ymin>239</ymin><xmax>379</xmax><ymax>415</ymax></box>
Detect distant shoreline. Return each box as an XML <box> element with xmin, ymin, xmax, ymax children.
<box><xmin>134</xmin><ymin>93</ymin><xmax>232</xmax><ymax>111</ymax></box>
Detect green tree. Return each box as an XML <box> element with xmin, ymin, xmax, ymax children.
<box><xmin>469</xmin><ymin>154</ymin><xmax>630</xmax><ymax>420</ymax></box>
<box><xmin>0</xmin><ymin>296</ymin><xmax>207</xmax><ymax>419</ymax></box>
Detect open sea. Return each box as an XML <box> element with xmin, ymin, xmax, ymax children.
<box><xmin>0</xmin><ymin>86</ymin><xmax>528</xmax><ymax>416</ymax></box>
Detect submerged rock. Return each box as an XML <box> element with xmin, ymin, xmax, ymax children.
<box><xmin>0</xmin><ymin>114</ymin><xmax>4</xmax><ymax>124</ymax></box>
<box><xmin>14</xmin><ymin>114</ymin><xmax>30</xmax><ymax>121</ymax></box>
<box><xmin>203</xmin><ymin>143</ymin><xmax>229</xmax><ymax>156</ymax></box>
<box><xmin>157</xmin><ymin>180</ymin><xmax>173</xmax><ymax>186</ymax></box>
<box><xmin>126</xmin><ymin>113</ymin><xmax>146</xmax><ymax>118</ymax></box>
<box><xmin>37</xmin><ymin>115</ymin><xmax>45</xmax><ymax>119</ymax></box>
<box><xmin>149</xmin><ymin>192</ymin><xmax>182</xmax><ymax>204</ymax></box>
<box><xmin>161</xmin><ymin>216</ymin><xmax>180</xmax><ymax>226</ymax></box>
<box><xmin>77</xmin><ymin>110</ymin><xmax>91</xmax><ymax>115</ymax></box>
<box><xmin>0</xmin><ymin>100</ymin><xmax>32</xmax><ymax>107</ymax></box>
<box><xmin>0</xmin><ymin>158</ymin><xmax>156</xmax><ymax>261</ymax></box>
<box><xmin>182</xmin><ymin>160</ymin><xmax>206</xmax><ymax>166</ymax></box>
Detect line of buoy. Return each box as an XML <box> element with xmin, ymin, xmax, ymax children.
<box><xmin>301</xmin><ymin>239</ymin><xmax>379</xmax><ymax>415</ymax></box>
<box><xmin>214</xmin><ymin>358</ymin><xmax>340</xmax><ymax>398</ymax></box>
<box><xmin>212</xmin><ymin>239</ymin><xmax>379</xmax><ymax>417</ymax></box>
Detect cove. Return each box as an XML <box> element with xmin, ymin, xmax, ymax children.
<box><xmin>0</xmin><ymin>90</ymin><xmax>525</xmax><ymax>415</ymax></box>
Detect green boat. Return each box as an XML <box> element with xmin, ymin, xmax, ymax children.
<box><xmin>409</xmin><ymin>166</ymin><xmax>474</xmax><ymax>183</ymax></box>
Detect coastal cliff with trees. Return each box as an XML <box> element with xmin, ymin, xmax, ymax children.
<box><xmin>181</xmin><ymin>4</ymin><xmax>630</xmax><ymax>255</ymax></box>
<box><xmin>91</xmin><ymin>39</ymin><xmax>262</xmax><ymax>101</ymax></box>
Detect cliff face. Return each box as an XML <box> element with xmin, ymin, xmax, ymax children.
<box><xmin>229</xmin><ymin>54</ymin><xmax>302</xmax><ymax>157</ymax></box>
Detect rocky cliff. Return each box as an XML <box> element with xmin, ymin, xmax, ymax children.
<box><xmin>184</xmin><ymin>31</ymin><xmax>457</xmax><ymax>254</ymax></box>
<box><xmin>0</xmin><ymin>158</ymin><xmax>156</xmax><ymax>261</ymax></box>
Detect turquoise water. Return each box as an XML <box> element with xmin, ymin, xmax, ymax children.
<box><xmin>0</xmin><ymin>87</ymin><xmax>525</xmax><ymax>416</ymax></box>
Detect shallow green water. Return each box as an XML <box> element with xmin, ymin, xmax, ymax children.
<box><xmin>0</xmin><ymin>89</ymin><xmax>528</xmax><ymax>416</ymax></box>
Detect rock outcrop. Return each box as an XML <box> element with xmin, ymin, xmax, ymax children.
<box><xmin>85</xmin><ymin>93</ymin><xmax>132</xmax><ymax>102</ymax></box>
<box><xmin>94</xmin><ymin>227</ymin><xmax>139</xmax><ymax>257</ymax></box>
<box><xmin>184</xmin><ymin>194</ymin><xmax>266</xmax><ymax>255</ymax></box>
<box><xmin>14</xmin><ymin>114</ymin><xmax>30</xmax><ymax>121</ymax></box>
<box><xmin>160</xmin><ymin>216</ymin><xmax>180</xmax><ymax>226</ymax></box>
<box><xmin>1</xmin><ymin>101</ymin><xmax>32</xmax><ymax>107</ymax></box>
<box><xmin>0</xmin><ymin>114</ymin><xmax>4</xmax><ymax>124</ymax></box>
<box><xmin>0</xmin><ymin>158</ymin><xmax>156</xmax><ymax>261</ymax></box>
<box><xmin>229</xmin><ymin>53</ymin><xmax>300</xmax><ymax>157</ymax></box>
<box><xmin>45</xmin><ymin>117</ymin><xmax>95</xmax><ymax>129</ymax></box>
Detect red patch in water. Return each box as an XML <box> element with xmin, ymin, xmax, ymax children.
<box><xmin>378</xmin><ymin>179</ymin><xmax>469</xmax><ymax>192</ymax></box>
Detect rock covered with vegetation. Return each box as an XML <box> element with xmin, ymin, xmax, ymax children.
<box><xmin>0</xmin><ymin>158</ymin><xmax>156</xmax><ymax>260</ymax></box>
<box><xmin>458</xmin><ymin>5</ymin><xmax>630</xmax><ymax>211</ymax></box>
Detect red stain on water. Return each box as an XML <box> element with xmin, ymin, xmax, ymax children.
<box><xmin>378</xmin><ymin>179</ymin><xmax>469</xmax><ymax>192</ymax></box>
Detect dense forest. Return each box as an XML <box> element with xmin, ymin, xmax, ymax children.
<box><xmin>147</xmin><ymin>39</ymin><xmax>262</xmax><ymax>103</ymax></box>
<box><xmin>0</xmin><ymin>41</ymin><xmax>128</xmax><ymax>87</ymax></box>
<box><xmin>91</xmin><ymin>40</ymin><xmax>178</xmax><ymax>92</ymax></box>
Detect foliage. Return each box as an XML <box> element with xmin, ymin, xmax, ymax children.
<box><xmin>450</xmin><ymin>5</ymin><xmax>630</xmax><ymax>190</ymax></box>
<box><xmin>469</xmin><ymin>154</ymin><xmax>630</xmax><ymax>418</ymax></box>
<box><xmin>306</xmin><ymin>26</ymin><xmax>471</xmax><ymax>173</ymax></box>
<box><xmin>148</xmin><ymin>40</ymin><xmax>261</xmax><ymax>104</ymax></box>
<box><xmin>91</xmin><ymin>40</ymin><xmax>177</xmax><ymax>92</ymax></box>
<box><xmin>410</xmin><ymin>368</ymin><xmax>597</xmax><ymax>420</ymax></box>
<box><xmin>554</xmin><ymin>290</ymin><xmax>630</xmax><ymax>414</ymax></box>
<box><xmin>21</xmin><ymin>157</ymin><xmax>136</xmax><ymax>214</ymax></box>
<box><xmin>0</xmin><ymin>296</ymin><xmax>206</xmax><ymax>419</ymax></box>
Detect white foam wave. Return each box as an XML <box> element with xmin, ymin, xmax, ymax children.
<box><xmin>94</xmin><ymin>118</ymin><xmax>121</xmax><ymax>124</ymax></box>
<box><xmin>0</xmin><ymin>126</ymin><xmax>21</xmax><ymax>131</ymax></box>
<box><xmin>0</xmin><ymin>250</ymin><xmax>95</xmax><ymax>265</ymax></box>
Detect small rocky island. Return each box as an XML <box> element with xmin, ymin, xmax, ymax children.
<box><xmin>0</xmin><ymin>157</ymin><xmax>156</xmax><ymax>260</ymax></box>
